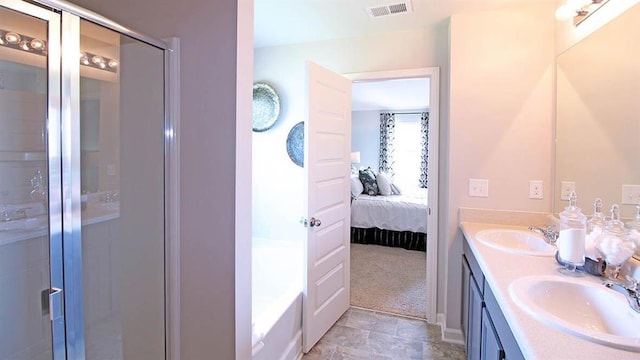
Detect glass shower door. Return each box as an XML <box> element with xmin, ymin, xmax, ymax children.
<box><xmin>77</xmin><ymin>18</ymin><xmax>167</xmax><ymax>360</ymax></box>
<box><xmin>0</xmin><ymin>2</ymin><xmax>62</xmax><ymax>359</ymax></box>
<box><xmin>0</xmin><ymin>2</ymin><xmax>168</xmax><ymax>358</ymax></box>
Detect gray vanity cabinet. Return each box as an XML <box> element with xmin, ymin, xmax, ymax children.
<box><xmin>481</xmin><ymin>308</ymin><xmax>504</xmax><ymax>360</ymax></box>
<box><xmin>463</xmin><ymin>255</ymin><xmax>483</xmax><ymax>360</ymax></box>
<box><xmin>463</xmin><ymin>237</ymin><xmax>523</xmax><ymax>360</ymax></box>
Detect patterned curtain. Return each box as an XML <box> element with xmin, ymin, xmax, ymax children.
<box><xmin>419</xmin><ymin>112</ymin><xmax>429</xmax><ymax>188</ymax></box>
<box><xmin>379</xmin><ymin>113</ymin><xmax>395</xmax><ymax>178</ymax></box>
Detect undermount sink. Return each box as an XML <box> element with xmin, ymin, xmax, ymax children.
<box><xmin>475</xmin><ymin>228</ymin><xmax>556</xmax><ymax>256</ymax></box>
<box><xmin>509</xmin><ymin>275</ymin><xmax>640</xmax><ymax>351</ymax></box>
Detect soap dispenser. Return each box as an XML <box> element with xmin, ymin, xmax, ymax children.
<box><xmin>557</xmin><ymin>191</ymin><xmax>587</xmax><ymax>276</ymax></box>
<box><xmin>595</xmin><ymin>204</ymin><xmax>636</xmax><ymax>280</ymax></box>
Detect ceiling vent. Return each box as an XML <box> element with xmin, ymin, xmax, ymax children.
<box><xmin>366</xmin><ymin>1</ymin><xmax>413</xmax><ymax>18</ymax></box>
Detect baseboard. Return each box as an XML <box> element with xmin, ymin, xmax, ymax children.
<box><xmin>436</xmin><ymin>313</ymin><xmax>465</xmax><ymax>345</ymax></box>
<box><xmin>279</xmin><ymin>330</ymin><xmax>302</xmax><ymax>360</ymax></box>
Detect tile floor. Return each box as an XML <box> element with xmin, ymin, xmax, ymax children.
<box><xmin>302</xmin><ymin>307</ymin><xmax>466</xmax><ymax>360</ymax></box>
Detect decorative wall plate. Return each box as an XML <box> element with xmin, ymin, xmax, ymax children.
<box><xmin>252</xmin><ymin>82</ymin><xmax>280</xmax><ymax>132</ymax></box>
<box><xmin>286</xmin><ymin>122</ymin><xmax>304</xmax><ymax>167</ymax></box>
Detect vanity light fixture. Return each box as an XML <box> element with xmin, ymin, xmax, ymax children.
<box><xmin>0</xmin><ymin>29</ymin><xmax>118</xmax><ymax>73</ymax></box>
<box><xmin>555</xmin><ymin>0</ymin><xmax>609</xmax><ymax>26</ymax></box>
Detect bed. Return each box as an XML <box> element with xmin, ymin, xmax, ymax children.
<box><xmin>350</xmin><ymin>189</ymin><xmax>428</xmax><ymax>252</ymax></box>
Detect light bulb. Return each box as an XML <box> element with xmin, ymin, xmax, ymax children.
<box><xmin>555</xmin><ymin>4</ymin><xmax>575</xmax><ymax>20</ymax></box>
<box><xmin>107</xmin><ymin>59</ymin><xmax>118</xmax><ymax>68</ymax></box>
<box><xmin>79</xmin><ymin>51</ymin><xmax>90</xmax><ymax>65</ymax></box>
<box><xmin>5</xmin><ymin>32</ymin><xmax>20</xmax><ymax>44</ymax></box>
<box><xmin>568</xmin><ymin>0</ymin><xmax>591</xmax><ymax>8</ymax></box>
<box><xmin>29</xmin><ymin>39</ymin><xmax>44</xmax><ymax>50</ymax></box>
<box><xmin>91</xmin><ymin>55</ymin><xmax>104</xmax><ymax>65</ymax></box>
<box><xmin>19</xmin><ymin>40</ymin><xmax>29</xmax><ymax>51</ymax></box>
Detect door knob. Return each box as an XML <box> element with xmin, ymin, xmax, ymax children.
<box><xmin>309</xmin><ymin>217</ymin><xmax>321</xmax><ymax>227</ymax></box>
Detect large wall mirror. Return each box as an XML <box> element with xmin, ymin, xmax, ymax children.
<box><xmin>555</xmin><ymin>3</ymin><xmax>640</xmax><ymax>220</ymax></box>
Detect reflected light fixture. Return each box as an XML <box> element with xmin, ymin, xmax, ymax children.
<box><xmin>555</xmin><ymin>0</ymin><xmax>608</xmax><ymax>26</ymax></box>
<box><xmin>29</xmin><ymin>38</ymin><xmax>44</xmax><ymax>50</ymax></box>
<box><xmin>5</xmin><ymin>32</ymin><xmax>20</xmax><ymax>44</ymax></box>
<box><xmin>0</xmin><ymin>28</ymin><xmax>118</xmax><ymax>73</ymax></box>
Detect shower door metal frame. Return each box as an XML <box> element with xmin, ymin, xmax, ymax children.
<box><xmin>34</xmin><ymin>0</ymin><xmax>175</xmax><ymax>358</ymax></box>
<box><xmin>1</xmin><ymin>0</ymin><xmax>176</xmax><ymax>358</ymax></box>
<box><xmin>0</xmin><ymin>0</ymin><xmax>65</xmax><ymax>358</ymax></box>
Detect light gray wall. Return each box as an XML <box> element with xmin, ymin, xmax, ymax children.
<box><xmin>447</xmin><ymin>3</ymin><xmax>555</xmax><ymax>334</ymax></box>
<box><xmin>67</xmin><ymin>0</ymin><xmax>243</xmax><ymax>358</ymax></box>
<box><xmin>255</xmin><ymin>3</ymin><xmax>556</xmax><ymax>342</ymax></box>
<box><xmin>351</xmin><ymin>110</ymin><xmax>379</xmax><ymax>171</ymax></box>
<box><xmin>254</xmin><ymin>21</ymin><xmax>453</xmax><ymax>334</ymax></box>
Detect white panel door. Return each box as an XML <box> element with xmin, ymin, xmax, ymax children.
<box><xmin>303</xmin><ymin>61</ymin><xmax>352</xmax><ymax>352</ymax></box>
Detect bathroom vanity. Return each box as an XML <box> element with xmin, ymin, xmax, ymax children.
<box><xmin>460</xmin><ymin>221</ymin><xmax>640</xmax><ymax>360</ymax></box>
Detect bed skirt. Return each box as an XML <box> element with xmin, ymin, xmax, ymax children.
<box><xmin>350</xmin><ymin>227</ymin><xmax>426</xmax><ymax>252</ymax></box>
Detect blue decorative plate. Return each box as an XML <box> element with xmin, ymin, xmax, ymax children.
<box><xmin>286</xmin><ymin>122</ymin><xmax>304</xmax><ymax>167</ymax></box>
<box><xmin>252</xmin><ymin>82</ymin><xmax>280</xmax><ymax>132</ymax></box>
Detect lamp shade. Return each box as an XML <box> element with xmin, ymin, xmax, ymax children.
<box><xmin>350</xmin><ymin>151</ymin><xmax>361</xmax><ymax>164</ymax></box>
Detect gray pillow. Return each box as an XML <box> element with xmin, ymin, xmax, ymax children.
<box><xmin>358</xmin><ymin>168</ymin><xmax>378</xmax><ymax>196</ymax></box>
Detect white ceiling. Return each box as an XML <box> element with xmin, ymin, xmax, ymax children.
<box><xmin>352</xmin><ymin>77</ymin><xmax>430</xmax><ymax>111</ymax></box>
<box><xmin>255</xmin><ymin>0</ymin><xmax>556</xmax><ymax>111</ymax></box>
<box><xmin>254</xmin><ymin>0</ymin><xmax>556</xmax><ymax>48</ymax></box>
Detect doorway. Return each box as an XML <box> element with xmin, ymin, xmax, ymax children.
<box><xmin>346</xmin><ymin>68</ymin><xmax>440</xmax><ymax>322</ymax></box>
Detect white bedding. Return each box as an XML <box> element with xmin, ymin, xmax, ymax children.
<box><xmin>350</xmin><ymin>190</ymin><xmax>428</xmax><ymax>233</ymax></box>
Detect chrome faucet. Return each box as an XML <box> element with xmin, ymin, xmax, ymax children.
<box><xmin>528</xmin><ymin>225</ymin><xmax>559</xmax><ymax>246</ymax></box>
<box><xmin>605</xmin><ymin>279</ymin><xmax>640</xmax><ymax>313</ymax></box>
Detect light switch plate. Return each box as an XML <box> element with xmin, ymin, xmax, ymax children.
<box><xmin>469</xmin><ymin>179</ymin><xmax>489</xmax><ymax>197</ymax></box>
<box><xmin>621</xmin><ymin>184</ymin><xmax>640</xmax><ymax>205</ymax></box>
<box><xmin>529</xmin><ymin>180</ymin><xmax>543</xmax><ymax>199</ymax></box>
<box><xmin>560</xmin><ymin>181</ymin><xmax>576</xmax><ymax>201</ymax></box>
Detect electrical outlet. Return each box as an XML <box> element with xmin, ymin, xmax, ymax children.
<box><xmin>621</xmin><ymin>184</ymin><xmax>640</xmax><ymax>204</ymax></box>
<box><xmin>560</xmin><ymin>181</ymin><xmax>576</xmax><ymax>201</ymax></box>
<box><xmin>529</xmin><ymin>180</ymin><xmax>543</xmax><ymax>199</ymax></box>
<box><xmin>469</xmin><ymin>179</ymin><xmax>489</xmax><ymax>197</ymax></box>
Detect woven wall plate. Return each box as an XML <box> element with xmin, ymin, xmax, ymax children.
<box><xmin>252</xmin><ymin>82</ymin><xmax>280</xmax><ymax>132</ymax></box>
<box><xmin>286</xmin><ymin>121</ymin><xmax>304</xmax><ymax>167</ymax></box>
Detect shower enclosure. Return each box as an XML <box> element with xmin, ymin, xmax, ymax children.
<box><xmin>0</xmin><ymin>0</ymin><xmax>172</xmax><ymax>358</ymax></box>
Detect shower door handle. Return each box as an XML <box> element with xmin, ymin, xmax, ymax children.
<box><xmin>41</xmin><ymin>287</ymin><xmax>63</xmax><ymax>321</ymax></box>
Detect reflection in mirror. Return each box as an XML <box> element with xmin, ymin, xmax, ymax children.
<box><xmin>555</xmin><ymin>3</ymin><xmax>640</xmax><ymax>220</ymax></box>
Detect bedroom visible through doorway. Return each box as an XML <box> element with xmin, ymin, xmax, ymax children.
<box><xmin>346</xmin><ymin>68</ymin><xmax>439</xmax><ymax>322</ymax></box>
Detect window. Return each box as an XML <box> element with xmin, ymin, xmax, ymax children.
<box><xmin>393</xmin><ymin>114</ymin><xmax>422</xmax><ymax>191</ymax></box>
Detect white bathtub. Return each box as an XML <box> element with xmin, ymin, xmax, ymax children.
<box><xmin>252</xmin><ymin>237</ymin><xmax>303</xmax><ymax>360</ymax></box>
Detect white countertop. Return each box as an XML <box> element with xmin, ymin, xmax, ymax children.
<box><xmin>0</xmin><ymin>203</ymin><xmax>119</xmax><ymax>246</ymax></box>
<box><xmin>460</xmin><ymin>221</ymin><xmax>640</xmax><ymax>360</ymax></box>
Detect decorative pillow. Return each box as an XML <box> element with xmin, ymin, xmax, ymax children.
<box><xmin>391</xmin><ymin>183</ymin><xmax>402</xmax><ymax>195</ymax></box>
<box><xmin>376</xmin><ymin>172</ymin><xmax>392</xmax><ymax>196</ymax></box>
<box><xmin>350</xmin><ymin>176</ymin><xmax>364</xmax><ymax>198</ymax></box>
<box><xmin>358</xmin><ymin>168</ymin><xmax>378</xmax><ymax>196</ymax></box>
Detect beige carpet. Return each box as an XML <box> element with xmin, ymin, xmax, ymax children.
<box><xmin>350</xmin><ymin>243</ymin><xmax>426</xmax><ymax>318</ymax></box>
